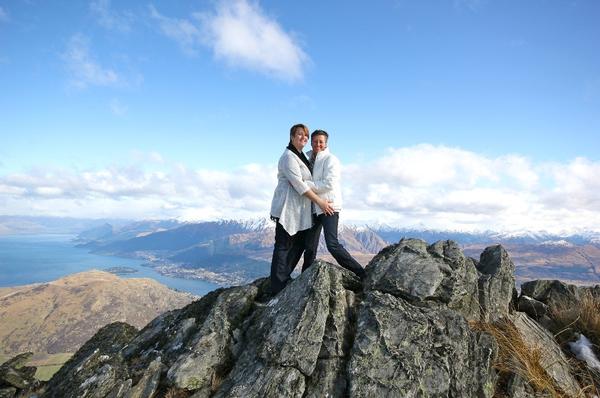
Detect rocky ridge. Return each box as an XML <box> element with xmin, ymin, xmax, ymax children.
<box><xmin>4</xmin><ymin>238</ymin><xmax>599</xmax><ymax>397</ymax></box>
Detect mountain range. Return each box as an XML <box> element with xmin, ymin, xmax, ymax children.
<box><xmin>71</xmin><ymin>218</ymin><xmax>600</xmax><ymax>287</ymax></box>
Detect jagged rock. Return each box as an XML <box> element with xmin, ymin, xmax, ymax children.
<box><xmin>511</xmin><ymin>312</ymin><xmax>580</xmax><ymax>397</ymax></box>
<box><xmin>43</xmin><ymin>322</ymin><xmax>138</xmax><ymax>398</ymax></box>
<box><xmin>125</xmin><ymin>357</ymin><xmax>163</xmax><ymax>398</ymax></box>
<box><xmin>348</xmin><ymin>290</ymin><xmax>497</xmax><ymax>397</ymax></box>
<box><xmin>213</xmin><ymin>261</ymin><xmax>361</xmax><ymax>398</ymax></box>
<box><xmin>365</xmin><ymin>238</ymin><xmax>481</xmax><ymax>320</ymax></box>
<box><xmin>166</xmin><ymin>284</ymin><xmax>258</xmax><ymax>392</ymax></box>
<box><xmin>0</xmin><ymin>352</ymin><xmax>38</xmax><ymax>396</ymax></box>
<box><xmin>0</xmin><ymin>387</ymin><xmax>17</xmax><ymax>398</ymax></box>
<box><xmin>504</xmin><ymin>373</ymin><xmax>537</xmax><ymax>398</ymax></box>
<box><xmin>520</xmin><ymin>279</ymin><xmax>600</xmax><ymax>310</ymax></box>
<box><xmin>517</xmin><ymin>295</ymin><xmax>548</xmax><ymax>319</ymax></box>
<box><xmin>43</xmin><ymin>239</ymin><xmax>588</xmax><ymax>398</ymax></box>
<box><xmin>477</xmin><ymin>245</ymin><xmax>516</xmax><ymax>321</ymax></box>
<box><xmin>105</xmin><ymin>379</ymin><xmax>132</xmax><ymax>398</ymax></box>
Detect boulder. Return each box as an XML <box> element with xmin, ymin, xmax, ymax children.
<box><xmin>511</xmin><ymin>312</ymin><xmax>580</xmax><ymax>397</ymax></box>
<box><xmin>365</xmin><ymin>239</ymin><xmax>480</xmax><ymax>320</ymax></box>
<box><xmin>347</xmin><ymin>290</ymin><xmax>497</xmax><ymax>397</ymax></box>
<box><xmin>477</xmin><ymin>245</ymin><xmax>516</xmax><ymax>321</ymax></box>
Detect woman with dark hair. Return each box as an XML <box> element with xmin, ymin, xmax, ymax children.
<box><xmin>269</xmin><ymin>123</ymin><xmax>334</xmax><ymax>295</ymax></box>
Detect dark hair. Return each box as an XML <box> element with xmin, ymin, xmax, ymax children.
<box><xmin>290</xmin><ymin>124</ymin><xmax>309</xmax><ymax>138</ymax></box>
<box><xmin>311</xmin><ymin>129</ymin><xmax>329</xmax><ymax>141</ymax></box>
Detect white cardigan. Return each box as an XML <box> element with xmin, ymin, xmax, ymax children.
<box><xmin>270</xmin><ymin>149</ymin><xmax>313</xmax><ymax>236</ymax></box>
<box><xmin>306</xmin><ymin>148</ymin><xmax>343</xmax><ymax>216</ymax></box>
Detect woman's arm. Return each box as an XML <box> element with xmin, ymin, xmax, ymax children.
<box><xmin>303</xmin><ymin>189</ymin><xmax>334</xmax><ymax>216</ymax></box>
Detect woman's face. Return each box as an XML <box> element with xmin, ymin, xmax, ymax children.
<box><xmin>311</xmin><ymin>135</ymin><xmax>327</xmax><ymax>153</ymax></box>
<box><xmin>291</xmin><ymin>128</ymin><xmax>308</xmax><ymax>150</ymax></box>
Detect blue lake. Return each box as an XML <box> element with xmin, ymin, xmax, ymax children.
<box><xmin>0</xmin><ymin>234</ymin><xmax>219</xmax><ymax>296</ymax></box>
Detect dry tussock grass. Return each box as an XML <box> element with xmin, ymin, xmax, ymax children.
<box><xmin>472</xmin><ymin>318</ymin><xmax>595</xmax><ymax>397</ymax></box>
<box><xmin>164</xmin><ymin>387</ymin><xmax>190</xmax><ymax>398</ymax></box>
<box><xmin>551</xmin><ymin>291</ymin><xmax>600</xmax><ymax>347</ymax></box>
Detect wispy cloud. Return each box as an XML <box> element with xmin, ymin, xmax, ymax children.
<box><xmin>0</xmin><ymin>6</ymin><xmax>8</xmax><ymax>23</ymax></box>
<box><xmin>149</xmin><ymin>0</ymin><xmax>309</xmax><ymax>81</ymax></box>
<box><xmin>63</xmin><ymin>34</ymin><xmax>120</xmax><ymax>89</ymax></box>
<box><xmin>109</xmin><ymin>98</ymin><xmax>127</xmax><ymax>116</ymax></box>
<box><xmin>1</xmin><ymin>146</ymin><xmax>599</xmax><ymax>233</ymax></box>
<box><xmin>149</xmin><ymin>5</ymin><xmax>203</xmax><ymax>56</ymax></box>
<box><xmin>90</xmin><ymin>0</ymin><xmax>134</xmax><ymax>32</ymax></box>
<box><xmin>453</xmin><ymin>0</ymin><xmax>487</xmax><ymax>11</ymax></box>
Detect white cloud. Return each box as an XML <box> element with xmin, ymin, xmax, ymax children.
<box><xmin>90</xmin><ymin>0</ymin><xmax>133</xmax><ymax>32</ymax></box>
<box><xmin>1</xmin><ymin>146</ymin><xmax>600</xmax><ymax>233</ymax></box>
<box><xmin>0</xmin><ymin>6</ymin><xmax>9</xmax><ymax>23</ymax></box>
<box><xmin>63</xmin><ymin>34</ymin><xmax>120</xmax><ymax>89</ymax></box>
<box><xmin>150</xmin><ymin>0</ymin><xmax>308</xmax><ymax>81</ymax></box>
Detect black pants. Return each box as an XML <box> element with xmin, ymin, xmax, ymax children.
<box><xmin>303</xmin><ymin>212</ymin><xmax>366</xmax><ymax>278</ymax></box>
<box><xmin>270</xmin><ymin>222</ymin><xmax>313</xmax><ymax>295</ymax></box>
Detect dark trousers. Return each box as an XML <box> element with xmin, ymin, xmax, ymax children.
<box><xmin>303</xmin><ymin>212</ymin><xmax>366</xmax><ymax>278</ymax></box>
<box><xmin>270</xmin><ymin>222</ymin><xmax>313</xmax><ymax>295</ymax></box>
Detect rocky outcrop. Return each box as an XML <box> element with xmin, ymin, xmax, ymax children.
<box><xmin>33</xmin><ymin>239</ymin><xmax>593</xmax><ymax>397</ymax></box>
<box><xmin>0</xmin><ymin>352</ymin><xmax>40</xmax><ymax>397</ymax></box>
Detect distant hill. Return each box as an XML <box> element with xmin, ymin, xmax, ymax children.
<box><xmin>0</xmin><ymin>270</ymin><xmax>194</xmax><ymax>358</ymax></box>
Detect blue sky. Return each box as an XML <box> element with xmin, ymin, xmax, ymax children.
<box><xmin>1</xmin><ymin>0</ymin><xmax>599</xmax><ymax>232</ymax></box>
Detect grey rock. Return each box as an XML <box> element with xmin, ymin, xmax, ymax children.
<box><xmin>477</xmin><ymin>245</ymin><xmax>516</xmax><ymax>321</ymax></box>
<box><xmin>511</xmin><ymin>312</ymin><xmax>581</xmax><ymax>397</ymax></box>
<box><xmin>504</xmin><ymin>373</ymin><xmax>537</xmax><ymax>398</ymax></box>
<box><xmin>125</xmin><ymin>357</ymin><xmax>163</xmax><ymax>398</ymax></box>
<box><xmin>302</xmin><ymin>358</ymin><xmax>346</xmax><ymax>398</ymax></box>
<box><xmin>212</xmin><ymin>362</ymin><xmax>305</xmax><ymax>398</ymax></box>
<box><xmin>0</xmin><ymin>387</ymin><xmax>17</xmax><ymax>398</ymax></box>
<box><xmin>166</xmin><ymin>284</ymin><xmax>258</xmax><ymax>391</ymax></box>
<box><xmin>214</xmin><ymin>261</ymin><xmax>360</xmax><ymax>398</ymax></box>
<box><xmin>365</xmin><ymin>239</ymin><xmax>481</xmax><ymax>320</ymax></box>
<box><xmin>0</xmin><ymin>353</ymin><xmax>36</xmax><ymax>390</ymax></box>
<box><xmin>105</xmin><ymin>379</ymin><xmax>132</xmax><ymax>398</ymax></box>
<box><xmin>517</xmin><ymin>295</ymin><xmax>548</xmax><ymax>319</ymax></box>
<box><xmin>0</xmin><ymin>353</ymin><xmax>33</xmax><ymax>371</ymax></box>
<box><xmin>520</xmin><ymin>279</ymin><xmax>598</xmax><ymax>311</ymax></box>
<box><xmin>348</xmin><ymin>290</ymin><xmax>497</xmax><ymax>397</ymax></box>
<box><xmin>43</xmin><ymin>322</ymin><xmax>138</xmax><ymax>398</ymax></box>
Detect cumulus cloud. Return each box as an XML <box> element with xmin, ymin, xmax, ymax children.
<box><xmin>1</xmin><ymin>147</ymin><xmax>600</xmax><ymax>233</ymax></box>
<box><xmin>0</xmin><ymin>157</ymin><xmax>275</xmax><ymax>221</ymax></box>
<box><xmin>90</xmin><ymin>0</ymin><xmax>133</xmax><ymax>32</ymax></box>
<box><xmin>150</xmin><ymin>0</ymin><xmax>308</xmax><ymax>81</ymax></box>
<box><xmin>63</xmin><ymin>34</ymin><xmax>120</xmax><ymax>89</ymax></box>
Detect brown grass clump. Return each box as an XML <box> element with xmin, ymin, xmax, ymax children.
<box><xmin>163</xmin><ymin>387</ymin><xmax>191</xmax><ymax>398</ymax></box>
<box><xmin>551</xmin><ymin>290</ymin><xmax>600</xmax><ymax>347</ymax></box>
<box><xmin>472</xmin><ymin>319</ymin><xmax>571</xmax><ymax>397</ymax></box>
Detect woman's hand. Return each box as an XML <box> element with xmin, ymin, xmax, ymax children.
<box><xmin>319</xmin><ymin>199</ymin><xmax>335</xmax><ymax>216</ymax></box>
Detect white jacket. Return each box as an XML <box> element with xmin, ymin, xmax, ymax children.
<box><xmin>306</xmin><ymin>148</ymin><xmax>343</xmax><ymax>216</ymax></box>
<box><xmin>270</xmin><ymin>149</ymin><xmax>313</xmax><ymax>236</ymax></box>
